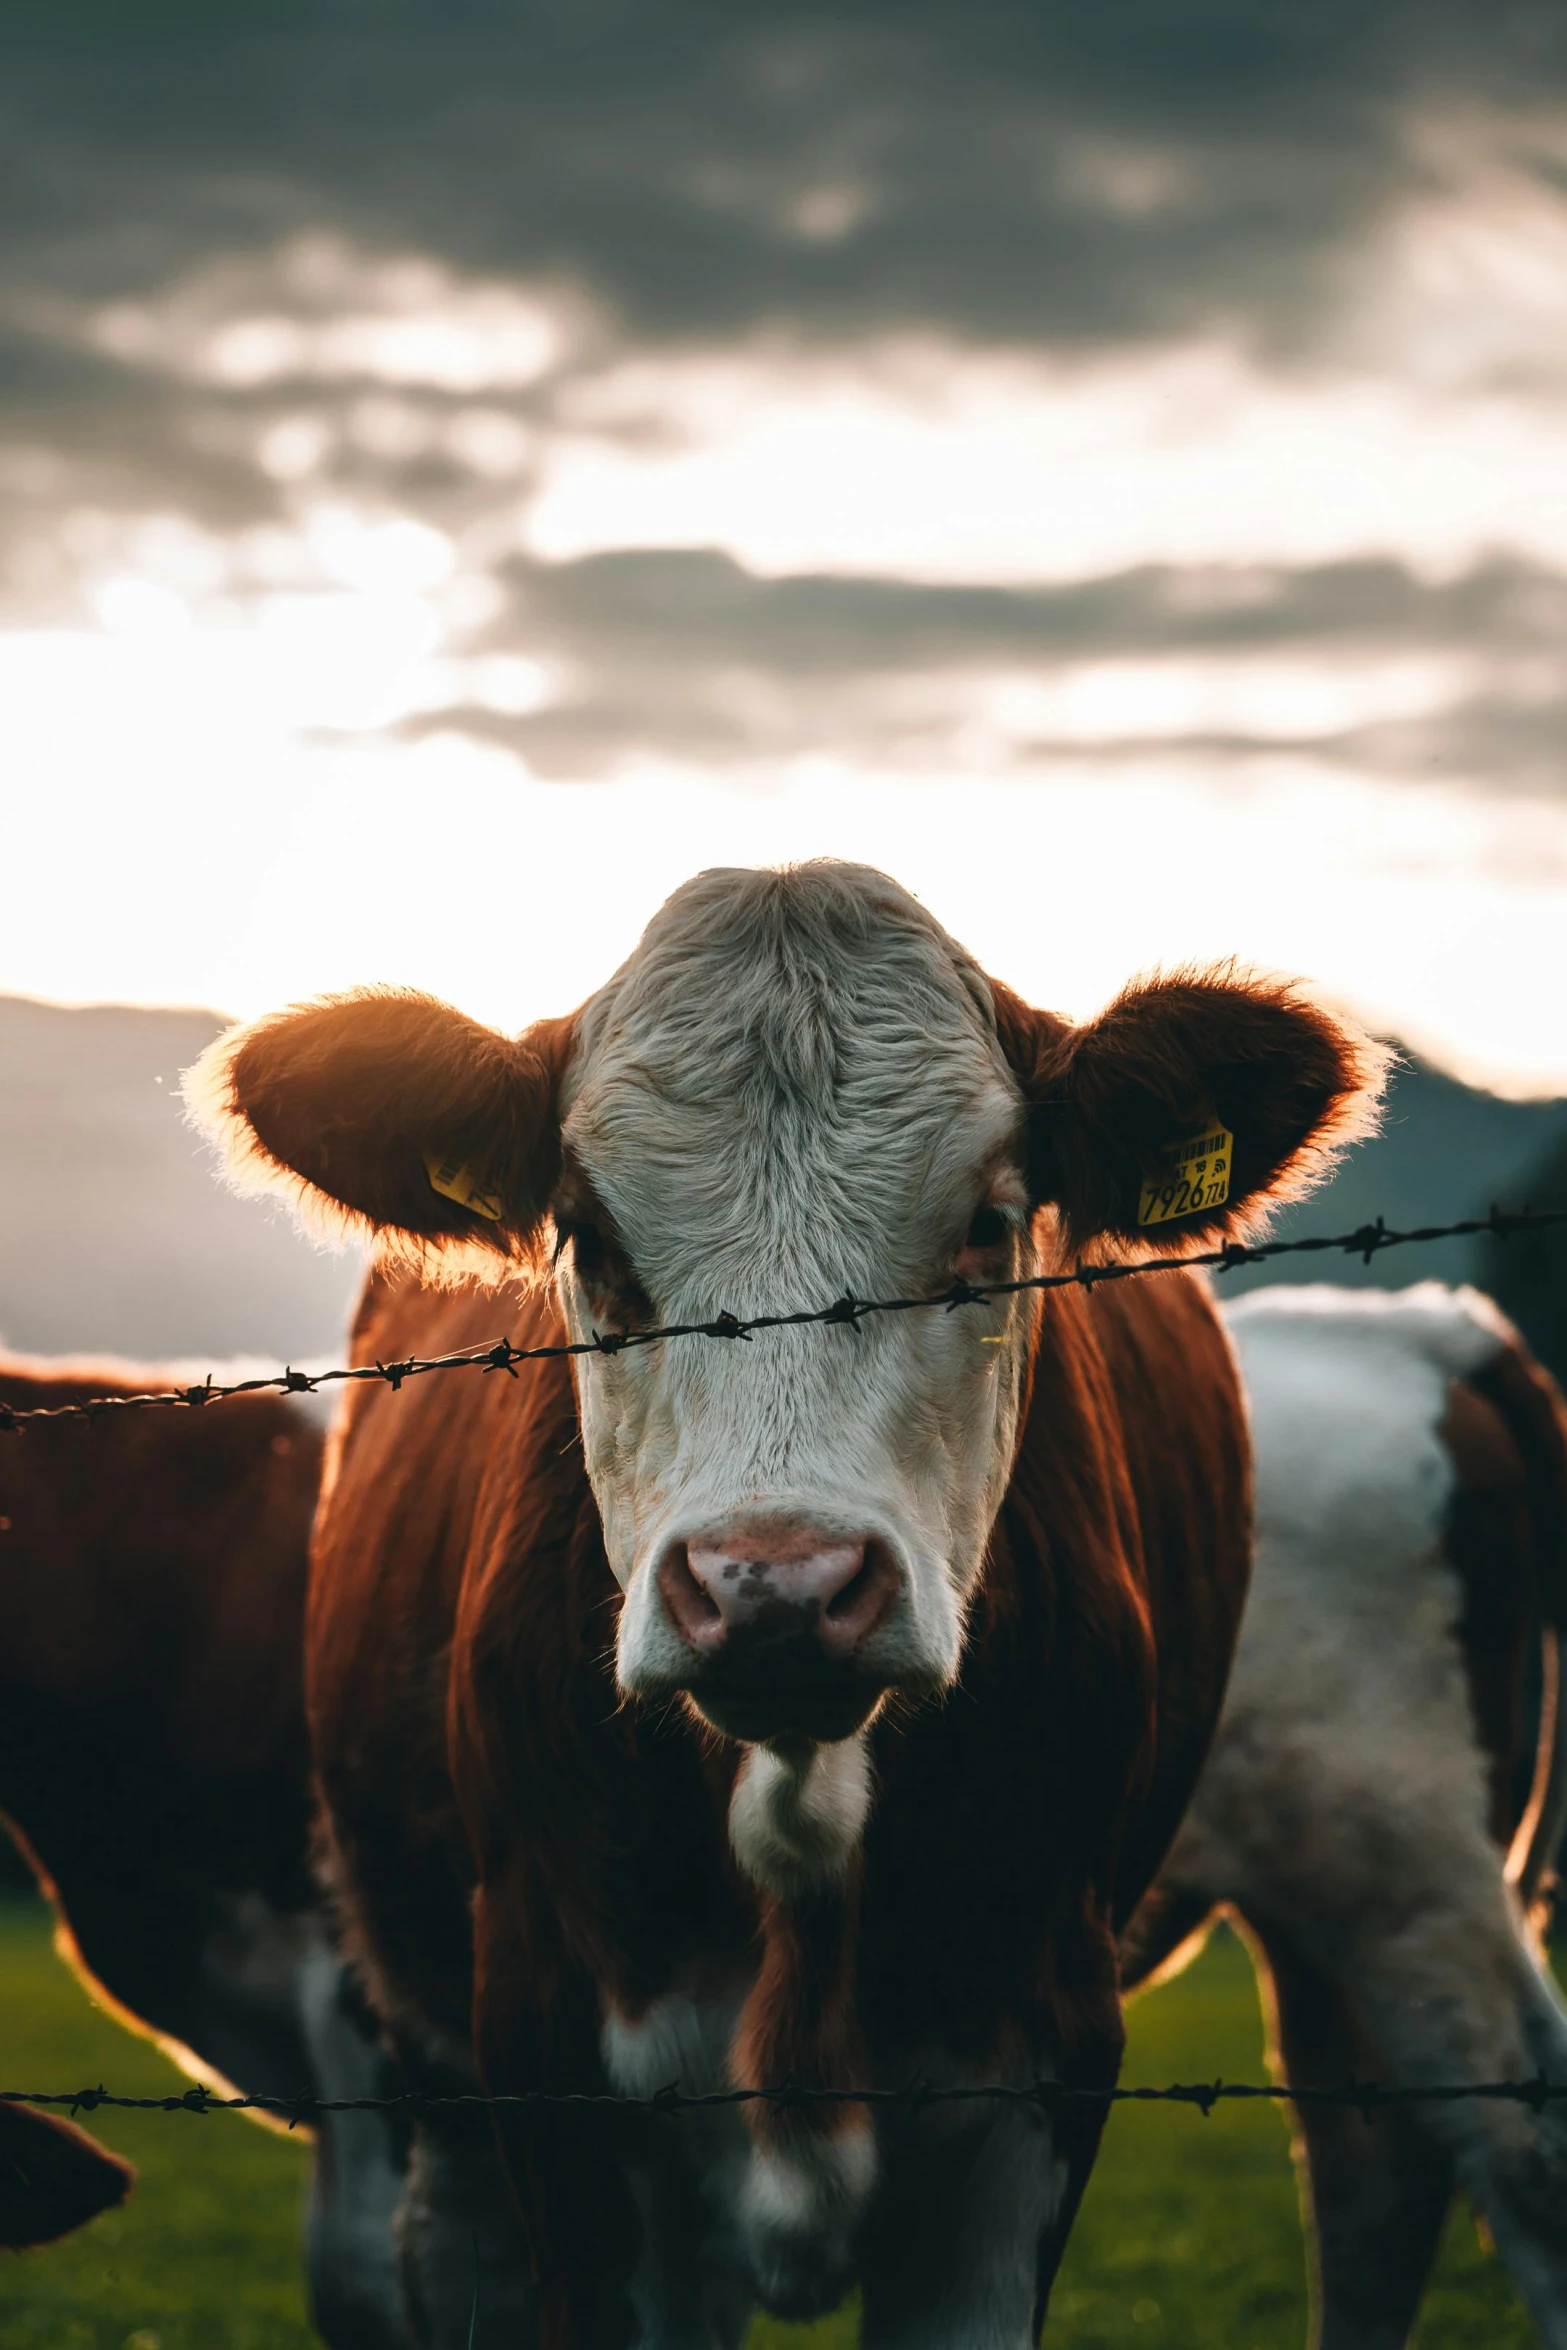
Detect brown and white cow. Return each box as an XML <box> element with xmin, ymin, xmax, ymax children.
<box><xmin>0</xmin><ymin>1354</ymin><xmax>405</xmax><ymax>2345</ymax></box>
<box><xmin>189</xmin><ymin>860</ymin><xmax>1377</xmax><ymax>2348</ymax></box>
<box><xmin>1124</xmin><ymin>1283</ymin><xmax>1567</xmax><ymax>2350</ymax></box>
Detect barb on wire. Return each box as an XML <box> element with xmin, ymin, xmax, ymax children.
<box><xmin>2</xmin><ymin>2074</ymin><xmax>1564</xmax><ymax>2122</ymax></box>
<box><xmin>0</xmin><ymin>1201</ymin><xmax>1562</xmax><ymax>1431</ymax></box>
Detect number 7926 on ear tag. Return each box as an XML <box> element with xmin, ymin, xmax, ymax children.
<box><xmin>1137</xmin><ymin>1122</ymin><xmax>1234</xmax><ymax>1228</ymax></box>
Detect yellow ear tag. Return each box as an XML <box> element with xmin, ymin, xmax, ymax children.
<box><xmin>423</xmin><ymin>1150</ymin><xmax>505</xmax><ymax>1223</ymax></box>
<box><xmin>1136</xmin><ymin>1121</ymin><xmax>1234</xmax><ymax>1228</ymax></box>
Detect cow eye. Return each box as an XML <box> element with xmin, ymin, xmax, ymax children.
<box><xmin>567</xmin><ymin>1220</ymin><xmax>605</xmax><ymax>1272</ymax></box>
<box><xmin>965</xmin><ymin>1206</ymin><xmax>1009</xmax><ymax>1251</ymax></box>
<box><xmin>553</xmin><ymin>1211</ymin><xmax>652</xmax><ymax>1325</ymax></box>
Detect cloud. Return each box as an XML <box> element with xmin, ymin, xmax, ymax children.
<box><xmin>1</xmin><ymin>0</ymin><xmax>1566</xmax><ymax>808</ymax></box>
<box><xmin>4</xmin><ymin>1</ymin><xmax>1566</xmax><ymax>355</ymax></box>
<box><xmin>1336</xmin><ymin>684</ymin><xmax>1567</xmax><ymax>793</ymax></box>
<box><xmin>489</xmin><ymin>545</ymin><xmax>1567</xmax><ymax>668</ymax></box>
<box><xmin>389</xmin><ymin>546</ymin><xmax>1567</xmax><ymax>787</ymax></box>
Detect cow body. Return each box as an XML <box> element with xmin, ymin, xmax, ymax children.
<box><xmin>0</xmin><ymin>1356</ymin><xmax>406</xmax><ymax>2344</ymax></box>
<box><xmin>193</xmin><ymin>860</ymin><xmax>1375</xmax><ymax>2346</ymax></box>
<box><xmin>311</xmin><ymin>1258</ymin><xmax>1248</xmax><ymax>2342</ymax></box>
<box><xmin>1124</xmin><ymin>1284</ymin><xmax>1567</xmax><ymax>2349</ymax></box>
<box><xmin>0</xmin><ymin>1359</ymin><xmax>319</xmax><ymax>2080</ymax></box>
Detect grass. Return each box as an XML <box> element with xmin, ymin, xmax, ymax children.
<box><xmin>0</xmin><ymin>1897</ymin><xmax>312</xmax><ymax>2350</ymax></box>
<box><xmin>0</xmin><ymin>1898</ymin><xmax>1539</xmax><ymax>2347</ymax></box>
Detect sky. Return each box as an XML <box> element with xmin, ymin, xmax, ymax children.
<box><xmin>2</xmin><ymin>1</ymin><xmax>1566</xmax><ymax>1091</ymax></box>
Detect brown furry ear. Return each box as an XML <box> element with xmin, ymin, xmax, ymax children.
<box><xmin>184</xmin><ymin>989</ymin><xmax>575</xmax><ymax>1283</ymax></box>
<box><xmin>0</xmin><ymin>2102</ymin><xmax>133</xmax><ymax>2247</ymax></box>
<box><xmin>992</xmin><ymin>968</ymin><xmax>1386</xmax><ymax>1256</ymax></box>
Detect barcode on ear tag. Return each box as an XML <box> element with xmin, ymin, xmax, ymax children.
<box><xmin>1137</xmin><ymin>1122</ymin><xmax>1234</xmax><ymax>1228</ymax></box>
<box><xmin>423</xmin><ymin>1151</ymin><xmax>505</xmax><ymax>1222</ymax></box>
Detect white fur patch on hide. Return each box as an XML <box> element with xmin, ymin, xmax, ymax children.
<box><xmin>600</xmin><ymin>1980</ymin><xmax>735</xmax><ymax>2104</ymax></box>
<box><xmin>728</xmin><ymin>1737</ymin><xmax>873</xmax><ymax>1900</ymax></box>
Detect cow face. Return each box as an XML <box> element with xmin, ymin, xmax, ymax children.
<box><xmin>551</xmin><ymin>868</ymin><xmax>1038</xmax><ymax>1744</ymax></box>
<box><xmin>189</xmin><ymin>862</ymin><xmax>1378</xmax><ymax>1763</ymax></box>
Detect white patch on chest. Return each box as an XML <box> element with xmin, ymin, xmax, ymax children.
<box><xmin>727</xmin><ymin>1736</ymin><xmax>873</xmax><ymax>1900</ymax></box>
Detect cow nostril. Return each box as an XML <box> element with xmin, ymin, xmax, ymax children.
<box><xmin>825</xmin><ymin>1554</ymin><xmax>877</xmax><ymax>1622</ymax></box>
<box><xmin>819</xmin><ymin>1543</ymin><xmax>898</xmax><ymax>1651</ymax></box>
<box><xmin>658</xmin><ymin>1545</ymin><xmax>724</xmax><ymax>1650</ymax></box>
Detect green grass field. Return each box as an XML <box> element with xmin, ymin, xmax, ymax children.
<box><xmin>0</xmin><ymin>1896</ymin><xmax>1538</xmax><ymax>2347</ymax></box>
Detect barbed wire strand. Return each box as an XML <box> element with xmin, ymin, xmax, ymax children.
<box><xmin>2</xmin><ymin>1202</ymin><xmax>1564</xmax><ymax>1431</ymax></box>
<box><xmin>3</xmin><ymin>2076</ymin><xmax>1565</xmax><ymax>2124</ymax></box>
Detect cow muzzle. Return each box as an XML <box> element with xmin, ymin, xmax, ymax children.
<box><xmin>654</xmin><ymin>1516</ymin><xmax>904</xmax><ymax>1743</ymax></box>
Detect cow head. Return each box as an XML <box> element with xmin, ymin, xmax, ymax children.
<box><xmin>189</xmin><ymin>863</ymin><xmax>1377</xmax><ymax>1847</ymax></box>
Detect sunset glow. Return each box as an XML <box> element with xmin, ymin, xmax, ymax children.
<box><xmin>1</xmin><ymin>31</ymin><xmax>1564</xmax><ymax>1094</ymax></box>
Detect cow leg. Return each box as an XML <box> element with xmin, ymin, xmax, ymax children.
<box><xmin>1253</xmin><ymin>1880</ymin><xmax>1567</xmax><ymax>2350</ymax></box>
<box><xmin>1249</xmin><ymin>1916</ymin><xmax>1454</xmax><ymax>2350</ymax></box>
<box><xmin>392</xmin><ymin>2099</ymin><xmax>748</xmax><ymax>2350</ymax></box>
<box><xmin>293</xmin><ymin>1950</ymin><xmax>412</xmax><ymax>2349</ymax></box>
<box><xmin>857</xmin><ymin>2095</ymin><xmax>1098</xmax><ymax>2349</ymax></box>
<box><xmin>395</xmin><ymin>2112</ymin><xmax>537</xmax><ymax>2349</ymax></box>
<box><xmin>1345</xmin><ymin>1918</ymin><xmax>1567</xmax><ymax>2349</ymax></box>
<box><xmin>1484</xmin><ymin>1953</ymin><xmax>1567</xmax><ymax>2341</ymax></box>
<box><xmin>309</xmin><ymin>2103</ymin><xmax>412</xmax><ymax>2350</ymax></box>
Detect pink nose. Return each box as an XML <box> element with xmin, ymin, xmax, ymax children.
<box><xmin>659</xmin><ymin>1525</ymin><xmax>897</xmax><ymax>1659</ymax></box>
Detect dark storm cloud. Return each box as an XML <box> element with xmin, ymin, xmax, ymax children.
<box><xmin>0</xmin><ymin>332</ymin><xmax>264</xmax><ymax>513</ymax></box>
<box><xmin>3</xmin><ymin>0</ymin><xmax>1566</xmax><ymax>349</ymax></box>
<box><xmin>5</xmin><ymin>0</ymin><xmax>1565</xmax><ymax>571</ymax></box>
<box><xmin>3</xmin><ymin>0</ymin><xmax>1566</xmax><ymax>793</ymax></box>
<box><xmin>0</xmin><ymin>330</ymin><xmax>284</xmax><ymax>620</ymax></box>
<box><xmin>396</xmin><ymin>547</ymin><xmax>1567</xmax><ymax>784</ymax></box>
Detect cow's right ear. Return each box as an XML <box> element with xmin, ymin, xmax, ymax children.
<box><xmin>184</xmin><ymin>989</ymin><xmax>574</xmax><ymax>1280</ymax></box>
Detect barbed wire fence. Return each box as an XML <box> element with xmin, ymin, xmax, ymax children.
<box><xmin>3</xmin><ymin>1200</ymin><xmax>1565</xmax><ymax>1429</ymax></box>
<box><xmin>5</xmin><ymin>2075</ymin><xmax>1567</xmax><ymax>2125</ymax></box>
<box><xmin>4</xmin><ymin>1196</ymin><xmax>1567</xmax><ymax>2127</ymax></box>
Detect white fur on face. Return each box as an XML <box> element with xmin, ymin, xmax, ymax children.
<box><xmin>551</xmin><ymin>864</ymin><xmax>1037</xmax><ymax>1720</ymax></box>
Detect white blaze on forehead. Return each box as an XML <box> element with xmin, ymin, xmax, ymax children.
<box><xmin>559</xmin><ymin>861</ymin><xmax>1021</xmax><ymax>1314</ymax></box>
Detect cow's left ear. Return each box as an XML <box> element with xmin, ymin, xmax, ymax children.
<box><xmin>993</xmin><ymin>969</ymin><xmax>1386</xmax><ymax>1255</ymax></box>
